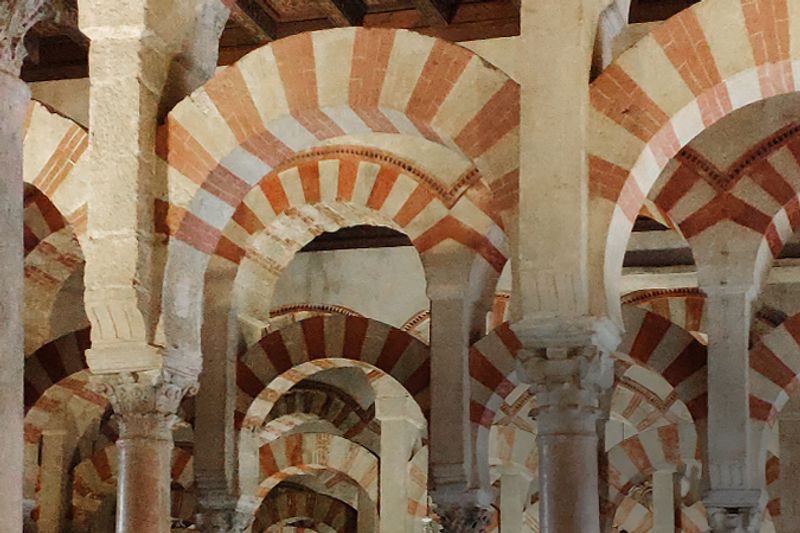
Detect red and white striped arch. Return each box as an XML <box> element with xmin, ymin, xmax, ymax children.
<box><xmin>612</xmin><ymin>498</ymin><xmax>652</xmax><ymax>533</ymax></box>
<box><xmin>23</xmin><ymin>328</ymin><xmax>90</xmax><ymax>411</ymax></box>
<box><xmin>470</xmin><ymin>306</ymin><xmax>707</xmax><ymax>434</ymax></box>
<box><xmin>407</xmin><ymin>445</ymin><xmax>429</xmax><ymax>521</ymax></box>
<box><xmin>605</xmin><ymin>423</ymin><xmax>701</xmax><ymax>510</ymax></box>
<box><xmin>255</xmin><ymin>433</ymin><xmax>378</xmax><ymax>504</ymax></box>
<box><xmin>23</xmin><ymin>227</ymin><xmax>87</xmax><ymax>356</ymax></box>
<box><xmin>648</xmin><ymin>127</ymin><xmax>800</xmax><ymax>288</ymax></box>
<box><xmin>161</xmin><ymin>27</ymin><xmax>517</xmax><ymax>373</ymax></box>
<box><xmin>23</xmin><ymin>369</ymin><xmax>107</xmax><ymax>501</ymax></box>
<box><xmin>254</xmin><ymin>489</ymin><xmax>353</xmax><ymax>533</ymax></box>
<box><xmin>488</xmin><ymin>424</ymin><xmax>537</xmax><ymax>485</ymax></box>
<box><xmin>22</xmin><ymin>102</ymin><xmax>89</xmax><ymax>356</ymax></box>
<box><xmin>589</xmin><ymin>0</ymin><xmax>800</xmax><ymax>321</ymax></box>
<box><xmin>261</xmin><ymin>388</ymin><xmax>380</xmax><ymax>453</ymax></box>
<box><xmin>469</xmin><ymin>312</ymin><xmax>699</xmax><ymax>489</ymax></box>
<box><xmin>23</xmin><ymin>101</ymin><xmax>88</xmax><ymax>237</ymax></box>
<box><xmin>71</xmin><ymin>445</ymin><xmax>194</xmax><ymax>529</ymax></box>
<box><xmin>622</xmin><ymin>288</ymin><xmax>706</xmax><ymax>338</ymax></box>
<box><xmin>749</xmin><ymin>311</ymin><xmax>800</xmax><ymax>464</ymax></box>
<box><xmin>618</xmin><ymin>306</ymin><xmax>708</xmax><ymax>423</ymax></box>
<box><xmin>237</xmin><ymin>315</ymin><xmax>429</xmax><ymax>429</ymax></box>
<box><xmin>612</xmin><ymin>361</ymin><xmax>693</xmax><ymax>432</ymax></box>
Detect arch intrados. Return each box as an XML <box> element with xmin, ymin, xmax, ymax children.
<box><xmin>23</xmin><ymin>101</ymin><xmax>88</xmax><ymax>237</ymax></box>
<box><xmin>256</xmin><ymin>434</ymin><xmax>378</xmax><ymax>504</ymax></box>
<box><xmin>277</xmin><ymin>475</ymin><xmax>361</xmax><ymax>510</ymax></box>
<box><xmin>242</xmin><ymin>358</ymin><xmax>424</xmax><ymax>431</ymax></box>
<box><xmin>257</xmin><ymin>486</ymin><xmax>354</xmax><ymax>532</ymax></box>
<box><xmin>164</xmin><ymin>28</ymin><xmax>517</xmax><ymax>372</ymax></box>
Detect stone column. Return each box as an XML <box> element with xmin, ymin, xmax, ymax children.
<box><xmin>517</xmin><ymin>0</ymin><xmax>604</xmax><ymax>320</ymax></box>
<box><xmin>37</xmin><ymin>429</ymin><xmax>71</xmax><ymax>533</ymax></box>
<box><xmin>651</xmin><ymin>469</ymin><xmax>677</xmax><ymax>533</ymax></box>
<box><xmin>424</xmin><ymin>252</ymin><xmax>491</xmax><ymax>530</ymax></box>
<box><xmin>499</xmin><ymin>465</ymin><xmax>532</xmax><ymax>533</ymax></box>
<box><xmin>377</xmin><ymin>395</ymin><xmax>425</xmax><ymax>533</ymax></box>
<box><xmin>0</xmin><ymin>3</ymin><xmax>50</xmax><ymax>531</ymax></box>
<box><xmin>778</xmin><ymin>395</ymin><xmax>800</xmax><ymax>533</ymax></box>
<box><xmin>514</xmin><ymin>318</ymin><xmax>619</xmax><ymax>533</ymax></box>
<box><xmin>702</xmin><ymin>285</ymin><xmax>761</xmax><ymax>531</ymax></box>
<box><xmin>93</xmin><ymin>370</ymin><xmax>197</xmax><ymax>533</ymax></box>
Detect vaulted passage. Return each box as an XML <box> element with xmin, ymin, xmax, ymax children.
<box><xmin>3</xmin><ymin>1</ymin><xmax>800</xmax><ymax>532</ymax></box>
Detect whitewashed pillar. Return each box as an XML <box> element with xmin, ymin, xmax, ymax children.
<box><xmin>377</xmin><ymin>395</ymin><xmax>425</xmax><ymax>533</ymax></box>
<box><xmin>499</xmin><ymin>465</ymin><xmax>532</xmax><ymax>533</ymax></box>
<box><xmin>703</xmin><ymin>285</ymin><xmax>761</xmax><ymax>532</ymax></box>
<box><xmin>651</xmin><ymin>469</ymin><xmax>677</xmax><ymax>533</ymax></box>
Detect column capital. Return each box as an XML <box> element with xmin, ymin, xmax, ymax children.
<box><xmin>0</xmin><ymin>0</ymin><xmax>52</xmax><ymax>76</ymax></box>
<box><xmin>429</xmin><ymin>492</ymin><xmax>492</xmax><ymax>533</ymax></box>
<box><xmin>91</xmin><ymin>369</ymin><xmax>198</xmax><ymax>439</ymax></box>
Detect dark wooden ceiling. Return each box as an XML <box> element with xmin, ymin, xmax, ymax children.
<box><xmin>21</xmin><ymin>0</ymin><xmax>700</xmax><ymax>82</ymax></box>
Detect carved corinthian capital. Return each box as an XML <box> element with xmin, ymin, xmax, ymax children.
<box><xmin>91</xmin><ymin>369</ymin><xmax>198</xmax><ymax>440</ymax></box>
<box><xmin>512</xmin><ymin>316</ymin><xmax>620</xmax><ymax>434</ymax></box>
<box><xmin>0</xmin><ymin>0</ymin><xmax>50</xmax><ymax>75</ymax></box>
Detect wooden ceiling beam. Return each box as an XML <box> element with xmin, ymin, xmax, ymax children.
<box><xmin>410</xmin><ymin>0</ymin><xmax>461</xmax><ymax>25</ymax></box>
<box><xmin>320</xmin><ymin>0</ymin><xmax>368</xmax><ymax>26</ymax></box>
<box><xmin>231</xmin><ymin>0</ymin><xmax>278</xmax><ymax>42</ymax></box>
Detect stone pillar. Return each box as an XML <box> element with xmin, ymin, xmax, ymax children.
<box><xmin>499</xmin><ymin>465</ymin><xmax>532</xmax><ymax>533</ymax></box>
<box><xmin>517</xmin><ymin>0</ymin><xmax>603</xmax><ymax>320</ymax></box>
<box><xmin>75</xmin><ymin>0</ymin><xmax>227</xmax><ymax>371</ymax></box>
<box><xmin>0</xmin><ymin>3</ymin><xmax>50</xmax><ymax>531</ymax></box>
<box><xmin>93</xmin><ymin>370</ymin><xmax>197</xmax><ymax>533</ymax></box>
<box><xmin>425</xmin><ymin>252</ymin><xmax>491</xmax><ymax>530</ymax></box>
<box><xmin>514</xmin><ymin>318</ymin><xmax>619</xmax><ymax>533</ymax></box>
<box><xmin>651</xmin><ymin>469</ymin><xmax>677</xmax><ymax>533</ymax></box>
<box><xmin>377</xmin><ymin>395</ymin><xmax>425</xmax><ymax>533</ymax></box>
<box><xmin>778</xmin><ymin>395</ymin><xmax>800</xmax><ymax>533</ymax></box>
<box><xmin>703</xmin><ymin>286</ymin><xmax>761</xmax><ymax>531</ymax></box>
<box><xmin>37</xmin><ymin>429</ymin><xmax>71</xmax><ymax>533</ymax></box>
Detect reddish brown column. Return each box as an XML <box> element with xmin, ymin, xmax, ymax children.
<box><xmin>95</xmin><ymin>371</ymin><xmax>196</xmax><ymax>533</ymax></box>
<box><xmin>115</xmin><ymin>412</ymin><xmax>176</xmax><ymax>533</ymax></box>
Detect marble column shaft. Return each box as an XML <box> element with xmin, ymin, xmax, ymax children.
<box><xmin>116</xmin><ymin>411</ymin><xmax>176</xmax><ymax>533</ymax></box>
